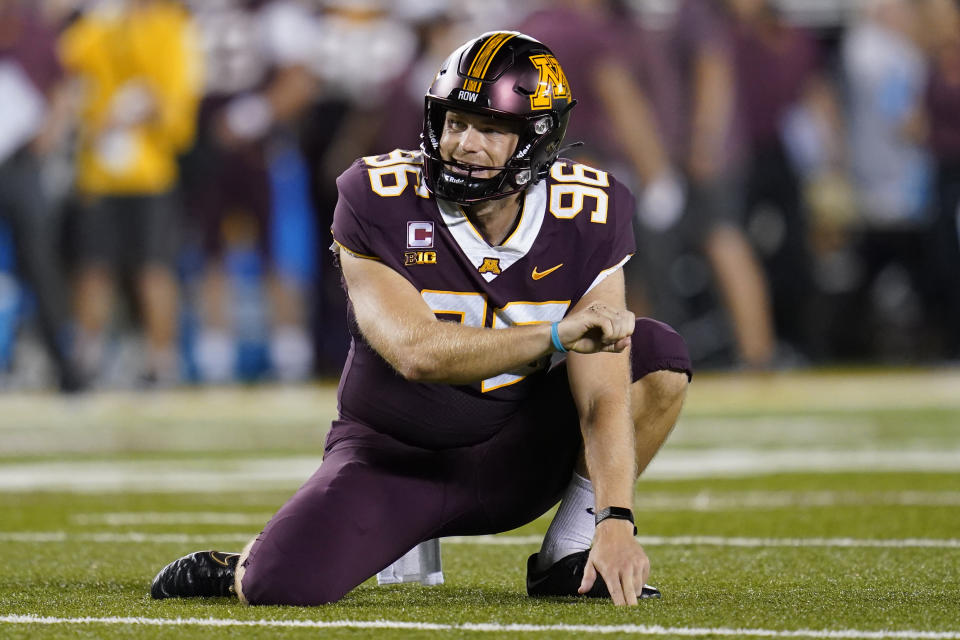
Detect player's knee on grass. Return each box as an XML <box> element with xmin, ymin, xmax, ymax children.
<box><xmin>238</xmin><ymin>451</ymin><xmax>443</xmax><ymax>606</ymax></box>
<box><xmin>244</xmin><ymin>576</ymin><xmax>349</xmax><ymax>606</ymax></box>
<box><xmin>238</xmin><ymin>539</ymin><xmax>352</xmax><ymax>606</ymax></box>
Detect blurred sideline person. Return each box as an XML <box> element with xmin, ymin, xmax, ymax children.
<box><xmin>726</xmin><ymin>0</ymin><xmax>842</xmax><ymax>360</ymax></box>
<box><xmin>297</xmin><ymin>0</ymin><xmax>425</xmax><ymax>375</ymax></box>
<box><xmin>518</xmin><ymin>0</ymin><xmax>684</xmax><ymax>318</ymax></box>
<box><xmin>922</xmin><ymin>0</ymin><xmax>960</xmax><ymax>359</ymax></box>
<box><xmin>0</xmin><ymin>0</ymin><xmax>81</xmax><ymax>391</ymax></box>
<box><xmin>643</xmin><ymin>0</ymin><xmax>777</xmax><ymax>368</ymax></box>
<box><xmin>182</xmin><ymin>0</ymin><xmax>319</xmax><ymax>384</ymax></box>
<box><xmin>151</xmin><ymin>32</ymin><xmax>691</xmax><ymax>606</ymax></box>
<box><xmin>839</xmin><ymin>0</ymin><xmax>936</xmax><ymax>359</ymax></box>
<box><xmin>59</xmin><ymin>0</ymin><xmax>202</xmax><ymax>386</ymax></box>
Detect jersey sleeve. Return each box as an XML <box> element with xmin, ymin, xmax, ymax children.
<box><xmin>581</xmin><ymin>175</ymin><xmax>637</xmax><ymax>296</ymax></box>
<box><xmin>331</xmin><ymin>159</ymin><xmax>380</xmax><ymax>260</ymax></box>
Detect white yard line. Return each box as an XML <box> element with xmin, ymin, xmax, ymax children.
<box><xmin>0</xmin><ymin>614</ymin><xmax>957</xmax><ymax>638</ymax></box>
<box><xmin>633</xmin><ymin>491</ymin><xmax>960</xmax><ymax>510</ymax></box>
<box><xmin>2</xmin><ymin>449</ymin><xmax>958</xmax><ymax>493</ymax></box>
<box><xmin>2</xmin><ymin>532</ymin><xmax>959</xmax><ymax>549</ymax></box>
<box><xmin>68</xmin><ymin>492</ymin><xmax>960</xmax><ymax>527</ymax></box>
<box><xmin>71</xmin><ymin>512</ymin><xmax>272</xmax><ymax>526</ymax></box>
<box><xmin>629</xmin><ymin>536</ymin><xmax>960</xmax><ymax>549</ymax></box>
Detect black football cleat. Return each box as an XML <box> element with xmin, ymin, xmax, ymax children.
<box><xmin>526</xmin><ymin>551</ymin><xmax>662</xmax><ymax>600</ymax></box>
<box><xmin>150</xmin><ymin>550</ymin><xmax>240</xmax><ymax>599</ymax></box>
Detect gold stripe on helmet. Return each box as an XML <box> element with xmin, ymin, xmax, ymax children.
<box><xmin>464</xmin><ymin>33</ymin><xmax>506</xmax><ymax>88</ymax></box>
<box><xmin>463</xmin><ymin>32</ymin><xmax>516</xmax><ymax>93</ymax></box>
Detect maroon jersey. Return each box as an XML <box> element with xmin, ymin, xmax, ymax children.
<box><xmin>331</xmin><ymin>149</ymin><xmax>636</xmax><ymax>448</ymax></box>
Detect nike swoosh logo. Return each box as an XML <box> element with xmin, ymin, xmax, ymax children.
<box><xmin>532</xmin><ymin>263</ymin><xmax>563</xmax><ymax>280</ymax></box>
<box><xmin>209</xmin><ymin>551</ymin><xmax>237</xmax><ymax>567</ymax></box>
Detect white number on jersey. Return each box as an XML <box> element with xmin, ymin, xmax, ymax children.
<box><xmin>420</xmin><ymin>291</ymin><xmax>570</xmax><ymax>392</ymax></box>
<box><xmin>361</xmin><ymin>153</ymin><xmax>610</xmax><ymax>223</ymax></box>
<box><xmin>363</xmin><ymin>150</ymin><xmax>430</xmax><ymax>199</ymax></box>
<box><xmin>548</xmin><ymin>163</ymin><xmax>610</xmax><ymax>223</ymax></box>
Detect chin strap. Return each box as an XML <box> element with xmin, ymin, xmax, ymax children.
<box><xmin>556</xmin><ymin>141</ymin><xmax>584</xmax><ymax>155</ymax></box>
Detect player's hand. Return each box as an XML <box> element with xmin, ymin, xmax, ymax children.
<box><xmin>557</xmin><ymin>303</ymin><xmax>634</xmax><ymax>354</ymax></box>
<box><xmin>579</xmin><ymin>519</ymin><xmax>650</xmax><ymax>606</ymax></box>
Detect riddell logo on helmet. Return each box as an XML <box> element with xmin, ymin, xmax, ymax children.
<box><xmin>529</xmin><ymin>54</ymin><xmax>570</xmax><ymax>110</ymax></box>
<box><xmin>457</xmin><ymin>90</ymin><xmax>479</xmax><ymax>103</ymax></box>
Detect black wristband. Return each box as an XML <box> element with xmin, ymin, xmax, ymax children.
<box><xmin>594</xmin><ymin>506</ymin><xmax>637</xmax><ymax>535</ymax></box>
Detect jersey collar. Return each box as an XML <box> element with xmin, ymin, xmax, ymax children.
<box><xmin>436</xmin><ymin>180</ymin><xmax>547</xmax><ymax>282</ymax></box>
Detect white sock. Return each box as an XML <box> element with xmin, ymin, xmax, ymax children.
<box><xmin>536</xmin><ymin>472</ymin><xmax>595</xmax><ymax>571</ymax></box>
<box><xmin>145</xmin><ymin>346</ymin><xmax>180</xmax><ymax>386</ymax></box>
<box><xmin>73</xmin><ymin>329</ymin><xmax>106</xmax><ymax>381</ymax></box>
<box><xmin>269</xmin><ymin>325</ymin><xmax>314</xmax><ymax>382</ymax></box>
<box><xmin>195</xmin><ymin>329</ymin><xmax>235</xmax><ymax>383</ymax></box>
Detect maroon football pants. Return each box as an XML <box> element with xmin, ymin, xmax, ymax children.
<box><xmin>240</xmin><ymin>318</ymin><xmax>690</xmax><ymax>605</ymax></box>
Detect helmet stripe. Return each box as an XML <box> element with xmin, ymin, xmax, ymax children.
<box><xmin>465</xmin><ymin>33</ymin><xmax>506</xmax><ymax>87</ymax></box>
<box><xmin>463</xmin><ymin>32</ymin><xmax>515</xmax><ymax>93</ymax></box>
<box><xmin>463</xmin><ymin>33</ymin><xmax>505</xmax><ymax>92</ymax></box>
<box><xmin>476</xmin><ymin>33</ymin><xmax>516</xmax><ymax>84</ymax></box>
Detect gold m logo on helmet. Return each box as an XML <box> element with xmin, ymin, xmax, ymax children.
<box><xmin>529</xmin><ymin>55</ymin><xmax>570</xmax><ymax>110</ymax></box>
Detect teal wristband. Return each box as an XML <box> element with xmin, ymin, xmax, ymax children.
<box><xmin>550</xmin><ymin>321</ymin><xmax>567</xmax><ymax>353</ymax></box>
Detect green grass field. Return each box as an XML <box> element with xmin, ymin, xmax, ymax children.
<box><xmin>1</xmin><ymin>369</ymin><xmax>959</xmax><ymax>639</ymax></box>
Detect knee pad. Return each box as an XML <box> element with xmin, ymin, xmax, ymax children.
<box><xmin>630</xmin><ymin>318</ymin><xmax>693</xmax><ymax>382</ymax></box>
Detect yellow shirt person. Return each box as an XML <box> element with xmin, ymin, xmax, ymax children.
<box><xmin>60</xmin><ymin>0</ymin><xmax>202</xmax><ymax>195</ymax></box>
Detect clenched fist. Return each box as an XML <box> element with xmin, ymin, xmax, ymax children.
<box><xmin>556</xmin><ymin>302</ymin><xmax>635</xmax><ymax>354</ymax></box>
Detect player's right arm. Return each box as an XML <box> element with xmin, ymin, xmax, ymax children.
<box><xmin>339</xmin><ymin>249</ymin><xmax>632</xmax><ymax>384</ymax></box>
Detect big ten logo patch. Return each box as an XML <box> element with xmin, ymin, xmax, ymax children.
<box><xmin>529</xmin><ymin>54</ymin><xmax>570</xmax><ymax>110</ymax></box>
<box><xmin>405</xmin><ymin>250</ymin><xmax>437</xmax><ymax>266</ymax></box>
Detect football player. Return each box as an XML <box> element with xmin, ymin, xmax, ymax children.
<box><xmin>151</xmin><ymin>31</ymin><xmax>691</xmax><ymax>607</ymax></box>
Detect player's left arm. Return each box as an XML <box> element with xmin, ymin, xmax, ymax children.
<box><xmin>566</xmin><ymin>267</ymin><xmax>649</xmax><ymax>607</ymax></box>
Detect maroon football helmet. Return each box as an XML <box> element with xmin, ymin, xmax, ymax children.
<box><xmin>421</xmin><ymin>31</ymin><xmax>576</xmax><ymax>204</ymax></box>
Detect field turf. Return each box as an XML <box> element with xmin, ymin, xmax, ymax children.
<box><xmin>0</xmin><ymin>369</ymin><xmax>958</xmax><ymax>639</ymax></box>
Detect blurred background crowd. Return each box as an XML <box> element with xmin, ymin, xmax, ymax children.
<box><xmin>1</xmin><ymin>0</ymin><xmax>959</xmax><ymax>393</ymax></box>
